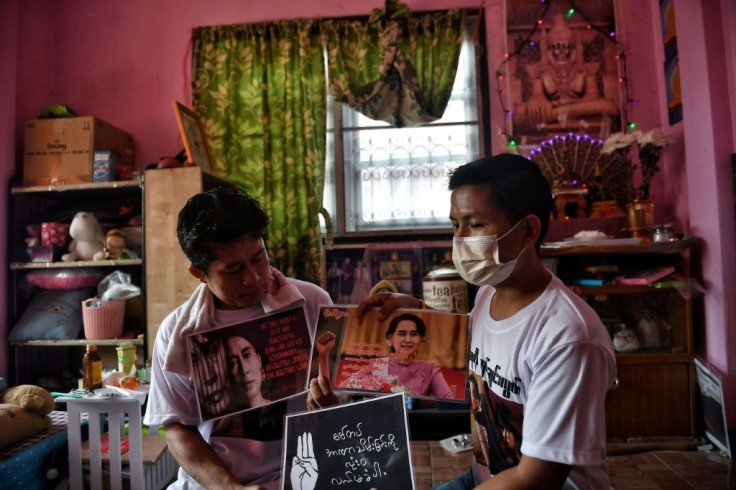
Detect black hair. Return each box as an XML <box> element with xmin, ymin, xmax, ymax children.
<box><xmin>177</xmin><ymin>186</ymin><xmax>270</xmax><ymax>273</ymax></box>
<box><xmin>448</xmin><ymin>153</ymin><xmax>553</xmax><ymax>249</ymax></box>
<box><xmin>385</xmin><ymin>313</ymin><xmax>426</xmax><ymax>353</ymax></box>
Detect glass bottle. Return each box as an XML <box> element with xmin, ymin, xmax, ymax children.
<box><xmin>83</xmin><ymin>344</ymin><xmax>103</xmax><ymax>390</ymax></box>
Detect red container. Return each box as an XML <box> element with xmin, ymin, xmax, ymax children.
<box><xmin>41</xmin><ymin>222</ymin><xmax>70</xmax><ymax>247</ymax></box>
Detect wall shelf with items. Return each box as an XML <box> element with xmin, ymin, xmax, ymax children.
<box><xmin>6</xmin><ymin>167</ymin><xmax>234</xmax><ymax>390</ymax></box>
<box><xmin>6</xmin><ymin>176</ymin><xmax>145</xmax><ymax>389</ymax></box>
<box><xmin>541</xmin><ymin>238</ymin><xmax>699</xmax><ymax>442</ymax></box>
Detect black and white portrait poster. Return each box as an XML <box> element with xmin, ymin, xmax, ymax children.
<box><xmin>281</xmin><ymin>393</ymin><xmax>415</xmax><ymax>490</ymax></box>
<box><xmin>187</xmin><ymin>306</ymin><xmax>311</xmax><ymax>421</ymax></box>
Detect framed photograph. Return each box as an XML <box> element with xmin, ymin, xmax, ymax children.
<box><xmin>173</xmin><ymin>100</ymin><xmax>214</xmax><ymax>173</ymax></box>
<box><xmin>505</xmin><ymin>0</ymin><xmax>621</xmax><ymax>147</ymax></box>
<box><xmin>323</xmin><ymin>245</ymin><xmax>371</xmax><ymax>304</ymax></box>
<box><xmin>307</xmin><ymin>305</ymin><xmax>470</xmax><ymax>402</ymax></box>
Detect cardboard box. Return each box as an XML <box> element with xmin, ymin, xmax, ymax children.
<box><xmin>23</xmin><ymin>117</ymin><xmax>134</xmax><ymax>186</ymax></box>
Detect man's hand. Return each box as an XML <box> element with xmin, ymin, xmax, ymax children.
<box><xmin>307</xmin><ymin>374</ymin><xmax>339</xmax><ymax>409</ymax></box>
<box><xmin>355</xmin><ymin>292</ymin><xmax>423</xmax><ymax>321</ymax></box>
<box><xmin>290</xmin><ymin>432</ymin><xmax>318</xmax><ymax>490</ymax></box>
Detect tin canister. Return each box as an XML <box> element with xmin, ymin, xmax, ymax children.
<box><xmin>116</xmin><ymin>341</ymin><xmax>136</xmax><ymax>375</ymax></box>
<box><xmin>652</xmin><ymin>224</ymin><xmax>675</xmax><ymax>243</ymax></box>
<box><xmin>422</xmin><ymin>267</ymin><xmax>469</xmax><ymax>313</ymax></box>
<box><xmin>92</xmin><ymin>151</ymin><xmax>117</xmax><ymax>182</ymax></box>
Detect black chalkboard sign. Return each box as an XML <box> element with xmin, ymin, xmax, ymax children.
<box><xmin>281</xmin><ymin>393</ymin><xmax>415</xmax><ymax>490</ymax></box>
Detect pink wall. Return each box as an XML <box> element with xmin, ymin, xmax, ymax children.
<box><xmin>675</xmin><ymin>0</ymin><xmax>736</xmax><ymax>427</ymax></box>
<box><xmin>4</xmin><ymin>0</ymin><xmax>736</xmax><ymax>429</ymax></box>
<box><xmin>0</xmin><ymin>0</ymin><xmax>19</xmax><ymax>381</ymax></box>
<box><xmin>15</xmin><ymin>0</ymin><xmax>483</xmax><ymax>168</ymax></box>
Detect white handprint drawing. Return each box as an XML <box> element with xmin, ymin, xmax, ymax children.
<box><xmin>290</xmin><ymin>432</ymin><xmax>318</xmax><ymax>490</ymax></box>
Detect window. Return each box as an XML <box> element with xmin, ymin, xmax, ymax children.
<box><xmin>323</xmin><ymin>28</ymin><xmax>485</xmax><ymax>235</ymax></box>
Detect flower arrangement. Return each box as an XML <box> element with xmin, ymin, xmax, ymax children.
<box><xmin>601</xmin><ymin>127</ymin><xmax>670</xmax><ymax>204</ymax></box>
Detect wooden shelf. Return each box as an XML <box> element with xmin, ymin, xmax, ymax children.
<box><xmin>573</xmin><ymin>284</ymin><xmax>679</xmax><ymax>295</ymax></box>
<box><xmin>540</xmin><ymin>239</ymin><xmax>693</xmax><ymax>256</ymax></box>
<box><xmin>11</xmin><ymin>338</ymin><xmax>143</xmax><ymax>347</ymax></box>
<box><xmin>615</xmin><ymin>352</ymin><xmax>693</xmax><ymax>364</ymax></box>
<box><xmin>543</xmin><ymin>240</ymin><xmax>698</xmax><ymax>440</ymax></box>
<box><xmin>11</xmin><ymin>178</ymin><xmax>142</xmax><ymax>194</ymax></box>
<box><xmin>7</xmin><ymin>174</ymin><xmax>147</xmax><ymax>390</ymax></box>
<box><xmin>10</xmin><ymin>259</ymin><xmax>142</xmax><ymax>270</ymax></box>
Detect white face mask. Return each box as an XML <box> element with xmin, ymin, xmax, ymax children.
<box><xmin>452</xmin><ymin>219</ymin><xmax>526</xmax><ymax>287</ymax></box>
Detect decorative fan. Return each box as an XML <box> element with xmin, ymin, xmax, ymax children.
<box><xmin>529</xmin><ymin>133</ymin><xmax>631</xmax><ymax>218</ymax></box>
<box><xmin>528</xmin><ymin>133</ymin><xmax>605</xmax><ymax>188</ymax></box>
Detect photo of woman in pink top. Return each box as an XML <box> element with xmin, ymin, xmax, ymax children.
<box><xmin>385</xmin><ymin>313</ymin><xmax>454</xmax><ymax>398</ymax></box>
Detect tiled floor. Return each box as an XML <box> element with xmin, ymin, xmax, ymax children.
<box><xmin>411</xmin><ymin>441</ymin><xmax>736</xmax><ymax>489</ymax></box>
<box><xmin>608</xmin><ymin>450</ymin><xmax>736</xmax><ymax>490</ymax></box>
<box><xmin>411</xmin><ymin>440</ymin><xmax>473</xmax><ymax>489</ymax></box>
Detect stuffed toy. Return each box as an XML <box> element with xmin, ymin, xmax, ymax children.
<box><xmin>0</xmin><ymin>378</ymin><xmax>55</xmax><ymax>450</ymax></box>
<box><xmin>94</xmin><ymin>229</ymin><xmax>127</xmax><ymax>260</ymax></box>
<box><xmin>61</xmin><ymin>211</ymin><xmax>105</xmax><ymax>262</ymax></box>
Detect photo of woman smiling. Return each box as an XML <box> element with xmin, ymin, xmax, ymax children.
<box><xmin>384</xmin><ymin>313</ymin><xmax>454</xmax><ymax>398</ymax></box>
<box><xmin>328</xmin><ymin>307</ymin><xmax>469</xmax><ymax>401</ymax></box>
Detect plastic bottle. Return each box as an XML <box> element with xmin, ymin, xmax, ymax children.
<box><xmin>83</xmin><ymin>344</ymin><xmax>103</xmax><ymax>390</ymax></box>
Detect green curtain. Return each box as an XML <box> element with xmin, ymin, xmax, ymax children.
<box><xmin>192</xmin><ymin>20</ymin><xmax>327</xmax><ymax>283</ymax></box>
<box><xmin>321</xmin><ymin>4</ymin><xmax>466</xmax><ymax>127</ymax></box>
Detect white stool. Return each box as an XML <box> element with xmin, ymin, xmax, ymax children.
<box><xmin>66</xmin><ymin>397</ymin><xmax>178</xmax><ymax>490</ymax></box>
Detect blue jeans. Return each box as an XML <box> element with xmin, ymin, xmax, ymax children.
<box><xmin>432</xmin><ymin>468</ymin><xmax>475</xmax><ymax>490</ymax></box>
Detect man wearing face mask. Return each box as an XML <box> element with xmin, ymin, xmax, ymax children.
<box><xmin>308</xmin><ymin>154</ymin><xmax>616</xmax><ymax>489</ymax></box>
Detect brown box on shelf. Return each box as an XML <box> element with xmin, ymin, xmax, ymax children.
<box><xmin>23</xmin><ymin>117</ymin><xmax>134</xmax><ymax>186</ymax></box>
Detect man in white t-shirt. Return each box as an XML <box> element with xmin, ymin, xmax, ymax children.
<box><xmin>310</xmin><ymin>154</ymin><xmax>616</xmax><ymax>489</ymax></box>
<box><xmin>145</xmin><ymin>186</ymin><xmax>331</xmax><ymax>490</ymax></box>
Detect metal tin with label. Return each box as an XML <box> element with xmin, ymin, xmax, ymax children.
<box><xmin>92</xmin><ymin>151</ymin><xmax>117</xmax><ymax>182</ymax></box>
<box><xmin>422</xmin><ymin>267</ymin><xmax>469</xmax><ymax>313</ymax></box>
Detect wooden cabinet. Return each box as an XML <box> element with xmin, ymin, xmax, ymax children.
<box><xmin>541</xmin><ymin>240</ymin><xmax>698</xmax><ymax>441</ymax></box>
<box><xmin>143</xmin><ymin>166</ymin><xmax>232</xmax><ymax>357</ymax></box>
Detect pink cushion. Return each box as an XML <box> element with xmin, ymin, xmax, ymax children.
<box><xmin>27</xmin><ymin>270</ymin><xmax>104</xmax><ymax>290</ymax></box>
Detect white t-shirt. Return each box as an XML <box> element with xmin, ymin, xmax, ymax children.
<box><xmin>468</xmin><ymin>275</ymin><xmax>616</xmax><ymax>489</ymax></box>
<box><xmin>144</xmin><ymin>278</ymin><xmax>332</xmax><ymax>490</ymax></box>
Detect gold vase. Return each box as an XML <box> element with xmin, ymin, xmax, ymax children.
<box><xmin>626</xmin><ymin>199</ymin><xmax>654</xmax><ymax>238</ymax></box>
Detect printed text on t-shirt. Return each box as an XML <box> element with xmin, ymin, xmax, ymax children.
<box><xmin>468</xmin><ymin>347</ymin><xmax>522</xmax><ymax>398</ymax></box>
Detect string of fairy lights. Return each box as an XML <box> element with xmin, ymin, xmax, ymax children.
<box><xmin>495</xmin><ymin>0</ymin><xmax>636</xmax><ymax>150</ymax></box>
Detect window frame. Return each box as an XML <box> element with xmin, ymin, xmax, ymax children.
<box><xmin>325</xmin><ymin>12</ymin><xmax>490</xmax><ymax>239</ymax></box>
